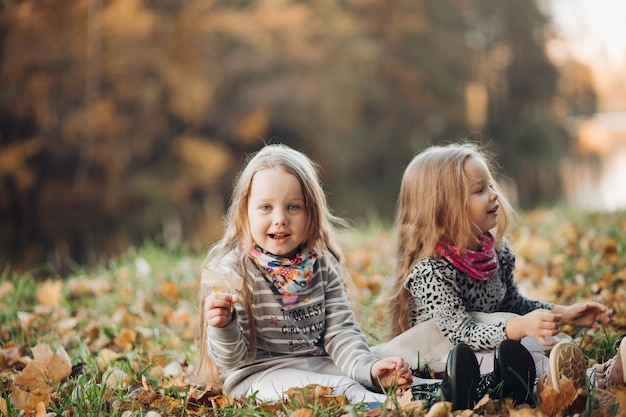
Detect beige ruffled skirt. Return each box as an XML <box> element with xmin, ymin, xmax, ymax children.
<box><xmin>371</xmin><ymin>312</ymin><xmax>570</xmax><ymax>373</ymax></box>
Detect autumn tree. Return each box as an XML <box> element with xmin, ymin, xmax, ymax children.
<box><xmin>0</xmin><ymin>0</ymin><xmax>590</xmax><ymax>272</ymax></box>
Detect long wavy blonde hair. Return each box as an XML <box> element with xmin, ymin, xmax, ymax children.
<box><xmin>197</xmin><ymin>144</ymin><xmax>348</xmax><ymax>390</ymax></box>
<box><xmin>385</xmin><ymin>143</ymin><xmax>514</xmax><ymax>339</ymax></box>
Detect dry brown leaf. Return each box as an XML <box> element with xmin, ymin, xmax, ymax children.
<box><xmin>472</xmin><ymin>394</ymin><xmax>499</xmax><ymax>415</ymax></box>
<box><xmin>319</xmin><ymin>394</ymin><xmax>347</xmax><ymax>408</ymax></box>
<box><xmin>0</xmin><ymin>281</ymin><xmax>13</xmax><ymax>299</ymax></box>
<box><xmin>114</xmin><ymin>328</ymin><xmax>137</xmax><ymax>352</ymax></box>
<box><xmin>1</xmin><ymin>342</ymin><xmax>21</xmax><ymax>369</ymax></box>
<box><xmin>10</xmin><ymin>379</ymin><xmax>51</xmax><ymax>414</ymax></box>
<box><xmin>31</xmin><ymin>343</ymin><xmax>71</xmax><ymax>383</ymax></box>
<box><xmin>103</xmin><ymin>367</ymin><xmax>131</xmax><ymax>389</ymax></box>
<box><xmin>13</xmin><ymin>362</ymin><xmax>51</xmax><ymax>394</ymax></box>
<box><xmin>36</xmin><ymin>280</ymin><xmax>63</xmax><ymax>307</ymax></box>
<box><xmin>394</xmin><ymin>387</ymin><xmax>416</xmax><ymax>410</ymax></box>
<box><xmin>151</xmin><ymin>396</ymin><xmax>184</xmax><ymax>413</ymax></box>
<box><xmin>258</xmin><ymin>401</ymin><xmax>283</xmax><ymax>414</ymax></box>
<box><xmin>97</xmin><ymin>348</ymin><xmax>121</xmax><ymax>371</ymax></box>
<box><xmin>84</xmin><ymin>320</ymin><xmax>101</xmax><ymax>339</ymax></box>
<box><xmin>162</xmin><ymin>308</ymin><xmax>190</xmax><ymax>327</ymax></box>
<box><xmin>141</xmin><ymin>374</ymin><xmax>154</xmax><ymax>391</ymax></box>
<box><xmin>290</xmin><ymin>408</ymin><xmax>314</xmax><ymax>417</ymax></box>
<box><xmin>210</xmin><ymin>395</ymin><xmax>236</xmax><ymax>408</ymax></box>
<box><xmin>138</xmin><ymin>389</ymin><xmax>159</xmax><ymax>405</ymax></box>
<box><xmin>606</xmin><ymin>385</ymin><xmax>626</xmax><ymax>414</ymax></box>
<box><xmin>159</xmin><ymin>281</ymin><xmax>180</xmax><ymax>301</ymax></box>
<box><xmin>539</xmin><ymin>378</ymin><xmax>578</xmax><ymax>417</ymax></box>
<box><xmin>509</xmin><ymin>407</ymin><xmax>544</xmax><ymax>416</ymax></box>
<box><xmin>201</xmin><ymin>264</ymin><xmax>243</xmax><ymax>293</ymax></box>
<box><xmin>67</xmin><ymin>277</ymin><xmax>113</xmax><ymax>298</ymax></box>
<box><xmin>0</xmin><ymin>397</ymin><xmax>7</xmax><ymax>416</ymax></box>
<box><xmin>17</xmin><ymin>311</ymin><xmax>36</xmax><ymax>331</ymax></box>
<box><xmin>425</xmin><ymin>401</ymin><xmax>452</xmax><ymax>417</ymax></box>
<box><xmin>401</xmin><ymin>399</ymin><xmax>425</xmax><ymax>417</ymax></box>
<box><xmin>284</xmin><ymin>383</ymin><xmax>334</xmax><ymax>407</ymax></box>
<box><xmin>57</xmin><ymin>317</ymin><xmax>79</xmax><ymax>335</ymax></box>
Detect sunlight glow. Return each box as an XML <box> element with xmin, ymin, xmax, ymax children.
<box><xmin>543</xmin><ymin>0</ymin><xmax>626</xmax><ymax>64</ymax></box>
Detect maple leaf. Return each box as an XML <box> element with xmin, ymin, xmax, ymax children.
<box><xmin>201</xmin><ymin>264</ymin><xmax>243</xmax><ymax>293</ymax></box>
<box><xmin>10</xmin><ymin>343</ymin><xmax>71</xmax><ymax>414</ymax></box>
<box><xmin>539</xmin><ymin>378</ymin><xmax>578</xmax><ymax>417</ymax></box>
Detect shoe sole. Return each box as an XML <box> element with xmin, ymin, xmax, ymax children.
<box><xmin>495</xmin><ymin>339</ymin><xmax>536</xmax><ymax>405</ymax></box>
<box><xmin>549</xmin><ymin>341</ymin><xmax>587</xmax><ymax>393</ymax></box>
<box><xmin>618</xmin><ymin>340</ymin><xmax>626</xmax><ymax>384</ymax></box>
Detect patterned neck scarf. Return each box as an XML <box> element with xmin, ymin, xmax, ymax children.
<box><xmin>436</xmin><ymin>232</ymin><xmax>498</xmax><ymax>280</ymax></box>
<box><xmin>249</xmin><ymin>244</ymin><xmax>318</xmax><ymax>296</ymax></box>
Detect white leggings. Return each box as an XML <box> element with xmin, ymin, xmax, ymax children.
<box><xmin>228</xmin><ymin>356</ymin><xmax>435</xmax><ymax>404</ymax></box>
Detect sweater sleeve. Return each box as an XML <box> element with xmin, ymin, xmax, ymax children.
<box><xmin>321</xmin><ymin>255</ymin><xmax>380</xmax><ymax>388</ymax></box>
<box><xmin>497</xmin><ymin>242</ymin><xmax>553</xmax><ymax>313</ymax></box>
<box><xmin>204</xmin><ymin>252</ymin><xmax>251</xmax><ymax>370</ymax></box>
<box><xmin>206</xmin><ymin>311</ymin><xmax>250</xmax><ymax>369</ymax></box>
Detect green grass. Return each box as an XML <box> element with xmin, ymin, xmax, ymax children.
<box><xmin>1</xmin><ymin>208</ymin><xmax>625</xmax><ymax>416</ymax></box>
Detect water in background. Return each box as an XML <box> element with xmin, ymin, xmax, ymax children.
<box><xmin>561</xmin><ymin>111</ymin><xmax>626</xmax><ymax>211</ymax></box>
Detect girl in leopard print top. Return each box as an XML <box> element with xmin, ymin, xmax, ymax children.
<box><xmin>385</xmin><ymin>143</ymin><xmax>613</xmax><ymax>383</ymax></box>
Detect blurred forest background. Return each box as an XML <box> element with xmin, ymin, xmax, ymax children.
<box><xmin>1</xmin><ymin>0</ymin><xmax>624</xmax><ymax>275</ymax></box>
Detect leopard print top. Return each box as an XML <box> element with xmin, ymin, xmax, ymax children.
<box><xmin>405</xmin><ymin>241</ymin><xmax>552</xmax><ymax>351</ymax></box>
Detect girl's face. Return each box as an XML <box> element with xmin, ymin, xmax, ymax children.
<box><xmin>464</xmin><ymin>156</ymin><xmax>499</xmax><ymax>234</ymax></box>
<box><xmin>247</xmin><ymin>167</ymin><xmax>309</xmax><ymax>258</ymax></box>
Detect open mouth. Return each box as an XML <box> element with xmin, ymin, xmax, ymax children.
<box><xmin>269</xmin><ymin>233</ymin><xmax>289</xmax><ymax>240</ymax></box>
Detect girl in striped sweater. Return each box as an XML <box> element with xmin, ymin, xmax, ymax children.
<box><xmin>197</xmin><ymin>144</ymin><xmax>415</xmax><ymax>404</ymax></box>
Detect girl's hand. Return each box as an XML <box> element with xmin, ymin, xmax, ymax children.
<box><xmin>204</xmin><ymin>293</ymin><xmax>240</xmax><ymax>328</ymax></box>
<box><xmin>561</xmin><ymin>302</ymin><xmax>610</xmax><ymax>328</ymax></box>
<box><xmin>371</xmin><ymin>357</ymin><xmax>413</xmax><ymax>389</ymax></box>
<box><xmin>506</xmin><ymin>309</ymin><xmax>561</xmax><ymax>346</ymax></box>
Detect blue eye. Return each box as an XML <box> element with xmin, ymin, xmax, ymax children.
<box><xmin>288</xmin><ymin>204</ymin><xmax>301</xmax><ymax>211</ymax></box>
<box><xmin>260</xmin><ymin>205</ymin><xmax>271</xmax><ymax>211</ymax></box>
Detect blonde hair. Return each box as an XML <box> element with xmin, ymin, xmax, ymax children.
<box><xmin>197</xmin><ymin>144</ymin><xmax>348</xmax><ymax>389</ymax></box>
<box><xmin>386</xmin><ymin>142</ymin><xmax>514</xmax><ymax>338</ymax></box>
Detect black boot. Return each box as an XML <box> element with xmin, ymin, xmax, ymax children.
<box><xmin>476</xmin><ymin>339</ymin><xmax>536</xmax><ymax>405</ymax></box>
<box><xmin>494</xmin><ymin>339</ymin><xmax>536</xmax><ymax>405</ymax></box>
<box><xmin>474</xmin><ymin>340</ymin><xmax>536</xmax><ymax>405</ymax></box>
<box><xmin>440</xmin><ymin>343</ymin><xmax>481</xmax><ymax>410</ymax></box>
<box><xmin>410</xmin><ymin>382</ymin><xmax>444</xmax><ymax>408</ymax></box>
<box><xmin>475</xmin><ymin>371</ymin><xmax>498</xmax><ymax>402</ymax></box>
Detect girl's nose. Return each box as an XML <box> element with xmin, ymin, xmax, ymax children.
<box><xmin>273</xmin><ymin>209</ymin><xmax>287</xmax><ymax>225</ymax></box>
<box><xmin>490</xmin><ymin>190</ymin><xmax>498</xmax><ymax>201</ymax></box>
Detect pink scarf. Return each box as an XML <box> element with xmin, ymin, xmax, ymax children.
<box><xmin>436</xmin><ymin>232</ymin><xmax>498</xmax><ymax>280</ymax></box>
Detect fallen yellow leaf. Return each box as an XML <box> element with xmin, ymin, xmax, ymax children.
<box><xmin>159</xmin><ymin>281</ymin><xmax>180</xmax><ymax>301</ymax></box>
<box><xmin>36</xmin><ymin>280</ymin><xmax>63</xmax><ymax>307</ymax></box>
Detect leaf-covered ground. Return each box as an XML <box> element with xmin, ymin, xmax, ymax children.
<box><xmin>1</xmin><ymin>209</ymin><xmax>626</xmax><ymax>416</ymax></box>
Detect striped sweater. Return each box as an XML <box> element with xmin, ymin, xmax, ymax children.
<box><xmin>206</xmin><ymin>250</ymin><xmax>381</xmax><ymax>394</ymax></box>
